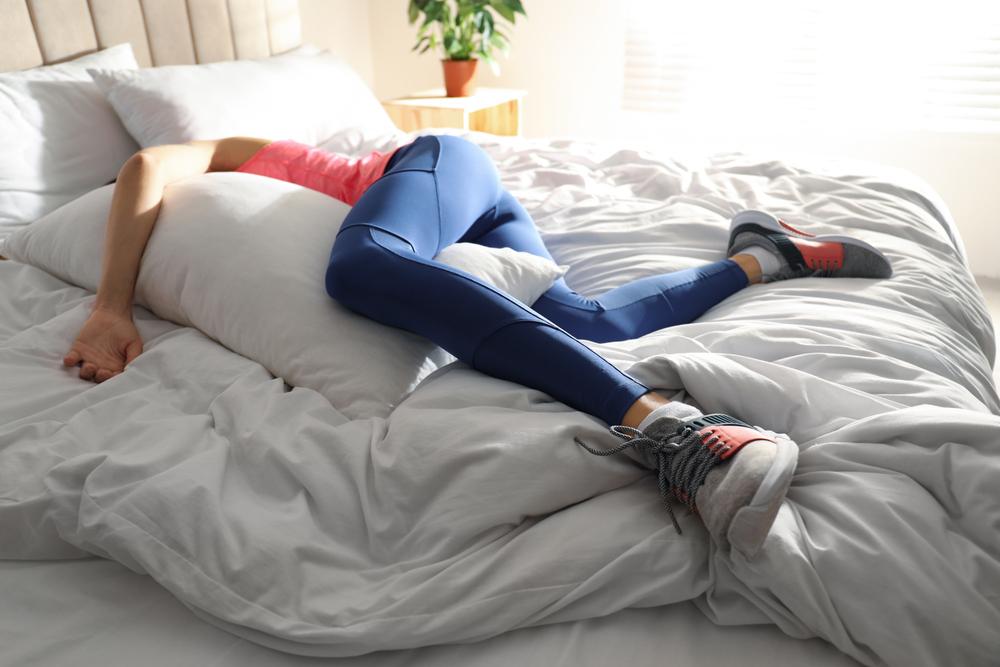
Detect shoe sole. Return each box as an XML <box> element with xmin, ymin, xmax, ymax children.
<box><xmin>730</xmin><ymin>210</ymin><xmax>815</xmax><ymax>242</ymax></box>
<box><xmin>725</xmin><ymin>434</ymin><xmax>798</xmax><ymax>559</ymax></box>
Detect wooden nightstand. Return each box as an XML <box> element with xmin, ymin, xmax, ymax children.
<box><xmin>382</xmin><ymin>88</ymin><xmax>525</xmax><ymax>136</ymax></box>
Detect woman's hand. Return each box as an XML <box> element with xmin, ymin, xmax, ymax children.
<box><xmin>60</xmin><ymin>137</ymin><xmax>269</xmax><ymax>384</ymax></box>
<box><xmin>63</xmin><ymin>307</ymin><xmax>143</xmax><ymax>382</ymax></box>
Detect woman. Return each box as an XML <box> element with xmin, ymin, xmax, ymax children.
<box><xmin>63</xmin><ymin>134</ymin><xmax>892</xmax><ymax>557</ymax></box>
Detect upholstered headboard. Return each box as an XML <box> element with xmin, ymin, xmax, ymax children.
<box><xmin>0</xmin><ymin>0</ymin><xmax>302</xmax><ymax>72</ymax></box>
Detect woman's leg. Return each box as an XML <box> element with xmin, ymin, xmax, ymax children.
<box><xmin>327</xmin><ymin>135</ymin><xmax>799</xmax><ymax>557</ymax></box>
<box><xmin>466</xmin><ymin>189</ymin><xmax>754</xmax><ymax>343</ymax></box>
<box><xmin>326</xmin><ymin>135</ymin><xmax>652</xmax><ymax>426</ymax></box>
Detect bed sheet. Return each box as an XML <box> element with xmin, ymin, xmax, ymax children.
<box><xmin>0</xmin><ymin>558</ymin><xmax>859</xmax><ymax>667</ymax></box>
<box><xmin>1</xmin><ymin>132</ymin><xmax>998</xmax><ymax>666</ymax></box>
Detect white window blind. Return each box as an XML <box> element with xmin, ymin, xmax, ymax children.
<box><xmin>623</xmin><ymin>0</ymin><xmax>1000</xmax><ymax>133</ymax></box>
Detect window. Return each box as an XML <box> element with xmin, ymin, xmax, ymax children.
<box><xmin>623</xmin><ymin>1</ymin><xmax>1000</xmax><ymax>133</ymax></box>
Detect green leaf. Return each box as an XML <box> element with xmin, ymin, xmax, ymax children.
<box><xmin>489</xmin><ymin>0</ymin><xmax>516</xmax><ymax>23</ymax></box>
<box><xmin>479</xmin><ymin>14</ymin><xmax>491</xmax><ymax>42</ymax></box>
<box><xmin>423</xmin><ymin>1</ymin><xmax>441</xmax><ymax>22</ymax></box>
<box><xmin>412</xmin><ymin>32</ymin><xmax>429</xmax><ymax>52</ymax></box>
<box><xmin>505</xmin><ymin>0</ymin><xmax>526</xmax><ymax>17</ymax></box>
<box><xmin>408</xmin><ymin>1</ymin><xmax>420</xmax><ymax>24</ymax></box>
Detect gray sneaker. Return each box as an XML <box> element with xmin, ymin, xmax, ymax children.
<box><xmin>728</xmin><ymin>209</ymin><xmax>893</xmax><ymax>281</ymax></box>
<box><xmin>576</xmin><ymin>413</ymin><xmax>798</xmax><ymax>558</ymax></box>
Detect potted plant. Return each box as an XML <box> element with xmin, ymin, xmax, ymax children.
<box><xmin>408</xmin><ymin>0</ymin><xmax>527</xmax><ymax>97</ymax></box>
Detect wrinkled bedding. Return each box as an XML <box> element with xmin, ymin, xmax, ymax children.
<box><xmin>1</xmin><ymin>132</ymin><xmax>998</xmax><ymax>667</ymax></box>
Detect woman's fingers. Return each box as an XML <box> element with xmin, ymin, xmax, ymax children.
<box><xmin>75</xmin><ymin>361</ymin><xmax>119</xmax><ymax>384</ymax></box>
<box><xmin>66</xmin><ymin>346</ymin><xmax>131</xmax><ymax>383</ymax></box>
<box><xmin>63</xmin><ymin>349</ymin><xmax>82</xmax><ymax>367</ymax></box>
<box><xmin>124</xmin><ymin>339</ymin><xmax>143</xmax><ymax>366</ymax></box>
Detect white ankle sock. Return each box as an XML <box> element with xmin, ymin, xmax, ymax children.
<box><xmin>638</xmin><ymin>401</ymin><xmax>703</xmax><ymax>432</ymax></box>
<box><xmin>737</xmin><ymin>245</ymin><xmax>782</xmax><ymax>277</ymax></box>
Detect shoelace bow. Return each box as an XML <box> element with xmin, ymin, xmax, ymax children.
<box><xmin>574</xmin><ymin>424</ymin><xmax>723</xmax><ymax>534</ymax></box>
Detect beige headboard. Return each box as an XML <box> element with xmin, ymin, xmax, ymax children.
<box><xmin>0</xmin><ymin>0</ymin><xmax>302</xmax><ymax>72</ymax></box>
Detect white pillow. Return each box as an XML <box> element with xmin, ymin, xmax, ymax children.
<box><xmin>1</xmin><ymin>173</ymin><xmax>563</xmax><ymax>419</ymax></box>
<box><xmin>434</xmin><ymin>243</ymin><xmax>567</xmax><ymax>307</ymax></box>
<box><xmin>88</xmin><ymin>49</ymin><xmax>398</xmax><ymax>149</ymax></box>
<box><xmin>0</xmin><ymin>43</ymin><xmax>139</xmax><ymax>239</ymax></box>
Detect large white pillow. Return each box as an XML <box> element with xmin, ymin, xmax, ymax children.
<box><xmin>88</xmin><ymin>49</ymin><xmax>399</xmax><ymax>149</ymax></box>
<box><xmin>1</xmin><ymin>173</ymin><xmax>563</xmax><ymax>419</ymax></box>
<box><xmin>0</xmin><ymin>43</ymin><xmax>139</xmax><ymax>239</ymax></box>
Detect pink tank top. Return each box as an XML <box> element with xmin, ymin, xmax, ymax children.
<box><xmin>234</xmin><ymin>139</ymin><xmax>400</xmax><ymax>206</ymax></box>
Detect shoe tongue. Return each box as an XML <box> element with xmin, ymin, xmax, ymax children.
<box><xmin>641</xmin><ymin>416</ymin><xmax>686</xmax><ymax>441</ymax></box>
<box><xmin>618</xmin><ymin>416</ymin><xmax>690</xmax><ymax>472</ymax></box>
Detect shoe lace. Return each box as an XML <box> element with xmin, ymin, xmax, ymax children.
<box><xmin>574</xmin><ymin>424</ymin><xmax>723</xmax><ymax>534</ymax></box>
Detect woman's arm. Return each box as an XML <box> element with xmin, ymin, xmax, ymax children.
<box><xmin>64</xmin><ymin>136</ymin><xmax>272</xmax><ymax>383</ymax></box>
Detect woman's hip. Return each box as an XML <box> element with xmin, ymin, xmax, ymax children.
<box><xmin>345</xmin><ymin>135</ymin><xmax>503</xmax><ymax>255</ymax></box>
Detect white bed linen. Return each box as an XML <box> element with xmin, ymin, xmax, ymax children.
<box><xmin>0</xmin><ymin>558</ymin><xmax>859</xmax><ymax>666</ymax></box>
<box><xmin>1</xmin><ymin>132</ymin><xmax>997</xmax><ymax>666</ymax></box>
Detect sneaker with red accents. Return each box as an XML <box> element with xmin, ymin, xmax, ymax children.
<box><xmin>727</xmin><ymin>209</ymin><xmax>816</xmax><ymax>248</ymax></box>
<box><xmin>576</xmin><ymin>413</ymin><xmax>798</xmax><ymax>558</ymax></box>
<box><xmin>728</xmin><ymin>209</ymin><xmax>892</xmax><ymax>281</ymax></box>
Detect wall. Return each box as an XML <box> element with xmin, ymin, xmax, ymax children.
<box><xmin>363</xmin><ymin>0</ymin><xmax>998</xmax><ymax>279</ymax></box>
<box><xmin>299</xmin><ymin>0</ymin><xmax>374</xmax><ymax>84</ymax></box>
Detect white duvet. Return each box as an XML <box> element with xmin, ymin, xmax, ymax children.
<box><xmin>1</xmin><ymin>132</ymin><xmax>998</xmax><ymax>667</ymax></box>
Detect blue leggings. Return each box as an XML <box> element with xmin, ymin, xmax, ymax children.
<box><xmin>325</xmin><ymin>136</ymin><xmax>748</xmax><ymax>425</ymax></box>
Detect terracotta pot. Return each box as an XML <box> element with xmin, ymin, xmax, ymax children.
<box><xmin>442</xmin><ymin>59</ymin><xmax>478</xmax><ymax>97</ymax></box>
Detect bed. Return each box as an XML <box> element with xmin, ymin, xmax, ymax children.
<box><xmin>2</xmin><ymin>3</ymin><xmax>998</xmax><ymax>667</ymax></box>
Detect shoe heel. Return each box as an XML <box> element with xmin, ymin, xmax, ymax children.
<box><xmin>726</xmin><ymin>436</ymin><xmax>798</xmax><ymax>558</ymax></box>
